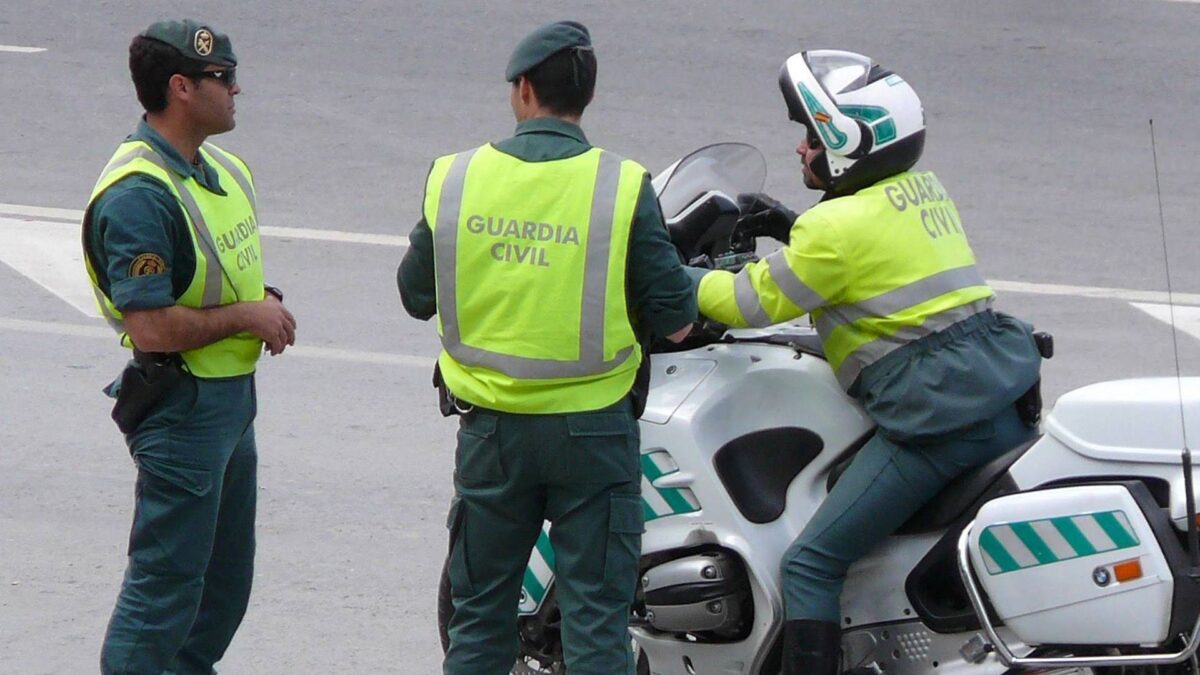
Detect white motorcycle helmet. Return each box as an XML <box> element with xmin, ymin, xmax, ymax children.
<box><xmin>778</xmin><ymin>49</ymin><xmax>926</xmax><ymax>196</ymax></box>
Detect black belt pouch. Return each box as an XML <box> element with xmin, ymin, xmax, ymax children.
<box><xmin>111</xmin><ymin>352</ymin><xmax>185</xmax><ymax>434</ymax></box>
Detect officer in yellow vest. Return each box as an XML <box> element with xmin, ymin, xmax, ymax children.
<box><xmin>691</xmin><ymin>50</ymin><xmax>1043</xmax><ymax>675</ymax></box>
<box><xmin>398</xmin><ymin>20</ymin><xmax>696</xmax><ymax>675</ymax></box>
<box><xmin>81</xmin><ymin>20</ymin><xmax>296</xmax><ymax>675</ymax></box>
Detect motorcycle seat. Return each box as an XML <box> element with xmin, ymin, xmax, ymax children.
<box><xmin>895</xmin><ymin>436</ymin><xmax>1037</xmax><ymax>534</ymax></box>
<box><xmin>826</xmin><ymin>433</ymin><xmax>1038</xmax><ymax>535</ymax></box>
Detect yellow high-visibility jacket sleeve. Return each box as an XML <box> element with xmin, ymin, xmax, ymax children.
<box><xmin>697</xmin><ymin>210</ymin><xmax>845</xmax><ymax>327</ymax></box>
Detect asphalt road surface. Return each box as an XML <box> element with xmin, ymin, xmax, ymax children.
<box><xmin>2</xmin><ymin>1</ymin><xmax>1199</xmax><ymax>673</ymax></box>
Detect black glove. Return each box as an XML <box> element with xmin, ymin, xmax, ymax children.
<box><xmin>736</xmin><ymin>192</ymin><xmax>798</xmax><ymax>244</ymax></box>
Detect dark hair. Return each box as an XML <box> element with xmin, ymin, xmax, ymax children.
<box><xmin>522</xmin><ymin>47</ymin><xmax>597</xmax><ymax>117</ymax></box>
<box><xmin>128</xmin><ymin>36</ymin><xmax>201</xmax><ymax>112</ymax></box>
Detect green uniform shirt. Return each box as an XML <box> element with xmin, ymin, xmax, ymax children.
<box><xmin>398</xmin><ymin>117</ymin><xmax>696</xmax><ymax>341</ymax></box>
<box><xmin>85</xmin><ymin>119</ymin><xmax>228</xmax><ymax>311</ymax></box>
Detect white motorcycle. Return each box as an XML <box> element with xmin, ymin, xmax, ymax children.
<box><xmin>437</xmin><ymin>143</ymin><xmax>1200</xmax><ymax>675</ymax></box>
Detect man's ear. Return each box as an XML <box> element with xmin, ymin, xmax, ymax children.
<box><xmin>518</xmin><ymin>76</ymin><xmax>536</xmax><ymax>107</ymax></box>
<box><xmin>165</xmin><ymin>73</ymin><xmax>192</xmax><ymax>104</ymax></box>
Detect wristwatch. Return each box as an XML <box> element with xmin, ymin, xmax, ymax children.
<box><xmin>264</xmin><ymin>284</ymin><xmax>284</xmax><ymax>302</ymax></box>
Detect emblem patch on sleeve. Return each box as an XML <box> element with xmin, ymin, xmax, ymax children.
<box><xmin>129</xmin><ymin>253</ymin><xmax>167</xmax><ymax>277</ymax></box>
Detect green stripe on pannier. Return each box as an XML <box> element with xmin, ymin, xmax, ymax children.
<box><xmin>980</xmin><ymin>510</ymin><xmax>1140</xmax><ymax>576</ymax></box>
<box><xmin>1051</xmin><ymin>516</ymin><xmax>1097</xmax><ymax>556</ymax></box>
<box><xmin>1095</xmin><ymin>511</ymin><xmax>1138</xmax><ymax>549</ymax></box>
<box><xmin>979</xmin><ymin>528</ymin><xmax>1021</xmax><ymax>573</ymax></box>
<box><xmin>1011</xmin><ymin>521</ymin><xmax>1058</xmax><ymax>564</ymax></box>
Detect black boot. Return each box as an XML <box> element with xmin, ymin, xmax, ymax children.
<box><xmin>781</xmin><ymin>619</ymin><xmax>841</xmax><ymax>675</ymax></box>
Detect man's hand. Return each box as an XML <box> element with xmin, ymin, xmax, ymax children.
<box><xmin>736</xmin><ymin>193</ymin><xmax>798</xmax><ymax>244</ymax></box>
<box><xmin>245</xmin><ymin>295</ymin><xmax>297</xmax><ymax>356</ymax></box>
<box><xmin>666</xmin><ymin>323</ymin><xmax>692</xmax><ymax>344</ymax></box>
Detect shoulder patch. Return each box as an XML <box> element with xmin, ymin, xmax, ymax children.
<box><xmin>129</xmin><ymin>253</ymin><xmax>167</xmax><ymax>277</ymax></box>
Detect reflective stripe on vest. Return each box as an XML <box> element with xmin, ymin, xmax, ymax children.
<box><xmin>733</xmin><ymin>271</ymin><xmax>771</xmax><ymax>328</ymax></box>
<box><xmin>93</xmin><ymin>146</ymin><xmax>228</xmax><ymax>313</ymax></box>
<box><xmin>434</xmin><ymin>148</ymin><xmax>633</xmax><ymax>379</ymax></box>
<box><xmin>83</xmin><ymin>141</ymin><xmax>264</xmax><ymax>378</ymax></box>
<box><xmin>699</xmin><ymin>169</ymin><xmax>995</xmax><ymax>391</ymax></box>
<box><xmin>733</xmin><ymin>249</ymin><xmax>834</xmax><ymax>329</ymax></box>
<box><xmin>736</xmin><ymin>258</ymin><xmax>990</xmax><ymax>388</ymax></box>
<box><xmin>823</xmin><ymin>264</ymin><xmax>986</xmax><ymax>327</ymax></box>
<box><xmin>766</xmin><ymin>250</ymin><xmax>828</xmax><ymax>311</ymax></box>
<box><xmin>819</xmin><ymin>296</ymin><xmax>994</xmax><ymax>390</ymax></box>
<box><xmin>732</xmin><ymin>257</ymin><xmax>985</xmax><ymax>329</ymax></box>
<box><xmin>203</xmin><ymin>142</ymin><xmax>257</xmax><ymax>214</ymax></box>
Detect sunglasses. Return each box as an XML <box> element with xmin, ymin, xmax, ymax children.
<box><xmin>188</xmin><ymin>68</ymin><xmax>237</xmax><ymax>88</ymax></box>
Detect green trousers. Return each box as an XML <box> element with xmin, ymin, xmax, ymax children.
<box><xmin>782</xmin><ymin>405</ymin><xmax>1034</xmax><ymax>620</ymax></box>
<box><xmin>101</xmin><ymin>374</ymin><xmax>258</xmax><ymax>675</ymax></box>
<box><xmin>444</xmin><ymin>398</ymin><xmax>643</xmax><ymax>675</ymax></box>
<box><xmin>782</xmin><ymin>310</ymin><xmax>1042</xmax><ymax>621</ymax></box>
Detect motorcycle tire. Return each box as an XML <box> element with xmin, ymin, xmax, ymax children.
<box><xmin>437</xmin><ymin>554</ymin><xmax>570</xmax><ymax>675</ymax></box>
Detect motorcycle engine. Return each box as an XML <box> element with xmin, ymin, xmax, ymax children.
<box><xmin>638</xmin><ymin>550</ymin><xmax>752</xmax><ymax>641</ymax></box>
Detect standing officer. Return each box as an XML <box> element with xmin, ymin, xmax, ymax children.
<box><xmin>690</xmin><ymin>50</ymin><xmax>1043</xmax><ymax>675</ymax></box>
<box><xmin>398</xmin><ymin>20</ymin><xmax>696</xmax><ymax>675</ymax></box>
<box><xmin>82</xmin><ymin>20</ymin><xmax>296</xmax><ymax>675</ymax></box>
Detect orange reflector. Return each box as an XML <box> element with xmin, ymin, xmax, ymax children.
<box><xmin>1114</xmin><ymin>559</ymin><xmax>1143</xmax><ymax>583</ymax></box>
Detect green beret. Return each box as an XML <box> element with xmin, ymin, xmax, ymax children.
<box><xmin>505</xmin><ymin>20</ymin><xmax>591</xmax><ymax>82</ymax></box>
<box><xmin>140</xmin><ymin>19</ymin><xmax>237</xmax><ymax>67</ymax></box>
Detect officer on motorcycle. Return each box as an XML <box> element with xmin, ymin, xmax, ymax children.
<box><xmin>689</xmin><ymin>50</ymin><xmax>1043</xmax><ymax>675</ymax></box>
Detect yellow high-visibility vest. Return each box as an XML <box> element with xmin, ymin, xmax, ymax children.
<box><xmin>83</xmin><ymin>140</ymin><xmax>265</xmax><ymax>378</ymax></box>
<box><xmin>698</xmin><ymin>170</ymin><xmax>994</xmax><ymax>390</ymax></box>
<box><xmin>425</xmin><ymin>143</ymin><xmax>646</xmax><ymax>413</ymax></box>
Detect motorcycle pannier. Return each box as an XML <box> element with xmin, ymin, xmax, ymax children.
<box><xmin>967</xmin><ymin>484</ymin><xmax>1176</xmax><ymax>646</ymax></box>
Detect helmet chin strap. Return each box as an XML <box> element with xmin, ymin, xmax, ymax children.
<box><xmin>822</xmin><ymin>142</ymin><xmax>861</xmax><ymax>181</ymax></box>
<box><xmin>806</xmin><ymin>149</ymin><xmax>832</xmax><ymax>192</ymax></box>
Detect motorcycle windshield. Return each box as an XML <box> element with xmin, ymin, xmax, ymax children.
<box><xmin>653</xmin><ymin>143</ymin><xmax>766</xmax><ymax>220</ymax></box>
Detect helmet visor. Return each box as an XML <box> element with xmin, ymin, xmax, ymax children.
<box><xmin>804</xmin><ymin>50</ymin><xmax>875</xmax><ymax>97</ymax></box>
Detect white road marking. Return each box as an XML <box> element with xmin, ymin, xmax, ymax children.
<box><xmin>0</xmin><ymin>318</ymin><xmax>433</xmax><ymax>368</ymax></box>
<box><xmin>0</xmin><ymin>217</ymin><xmax>97</xmax><ymax>315</ymax></box>
<box><xmin>2</xmin><ymin>200</ymin><xmax>1198</xmax><ymax>331</ymax></box>
<box><xmin>285</xmin><ymin>344</ymin><xmax>431</xmax><ymax>368</ymax></box>
<box><xmin>0</xmin><ymin>45</ymin><xmax>46</xmax><ymax>53</ymax></box>
<box><xmin>0</xmin><ymin>317</ymin><xmax>111</xmax><ymax>339</ymax></box>
<box><xmin>0</xmin><ymin>208</ymin><xmax>407</xmax><ymax>318</ymax></box>
<box><xmin>0</xmin><ymin>203</ymin><xmax>410</xmax><ymax>247</ymax></box>
<box><xmin>264</xmin><ymin>225</ymin><xmax>408</xmax><ymax>247</ymax></box>
<box><xmin>1130</xmin><ymin>303</ymin><xmax>1200</xmax><ymax>343</ymax></box>
<box><xmin>989</xmin><ymin>280</ymin><xmax>1200</xmax><ymax>306</ymax></box>
<box><xmin>0</xmin><ymin>203</ymin><xmax>84</xmax><ymax>220</ymax></box>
